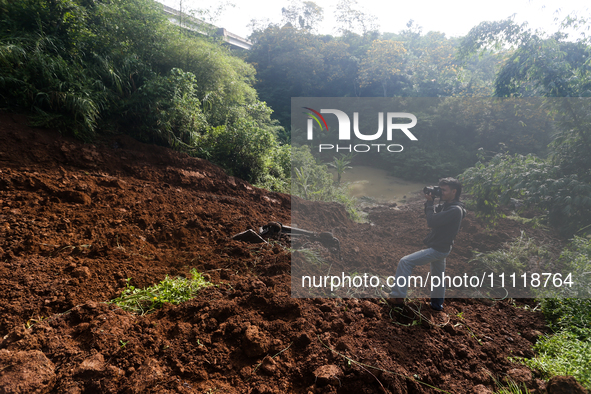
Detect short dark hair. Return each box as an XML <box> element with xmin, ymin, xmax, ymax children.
<box><xmin>439</xmin><ymin>177</ymin><xmax>462</xmax><ymax>200</ymax></box>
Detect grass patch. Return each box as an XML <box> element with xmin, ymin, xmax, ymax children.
<box><xmin>291</xmin><ymin>145</ymin><xmax>361</xmax><ymax>222</ymax></box>
<box><xmin>521</xmin><ymin>330</ymin><xmax>591</xmax><ymax>389</ymax></box>
<box><xmin>469</xmin><ymin>231</ymin><xmax>553</xmax><ymax>275</ymax></box>
<box><xmin>506</xmin><ymin>214</ymin><xmax>548</xmax><ymax>230</ymax></box>
<box><xmin>512</xmin><ymin>237</ymin><xmax>591</xmax><ymax>390</ymax></box>
<box><xmin>291</xmin><ymin>248</ymin><xmax>327</xmax><ymax>269</ymax></box>
<box><xmin>492</xmin><ymin>376</ymin><xmax>531</xmax><ymax>394</ymax></box>
<box><xmin>110</xmin><ymin>268</ymin><xmax>212</xmax><ymax>315</ymax></box>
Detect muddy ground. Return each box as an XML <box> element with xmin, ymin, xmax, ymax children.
<box><xmin>0</xmin><ymin>112</ymin><xmax>571</xmax><ymax>393</ymax></box>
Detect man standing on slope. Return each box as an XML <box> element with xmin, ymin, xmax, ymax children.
<box><xmin>385</xmin><ymin>177</ymin><xmax>466</xmax><ymax>312</ymax></box>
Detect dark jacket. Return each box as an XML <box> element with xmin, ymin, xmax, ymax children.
<box><xmin>423</xmin><ymin>200</ymin><xmax>466</xmax><ymax>253</ymax></box>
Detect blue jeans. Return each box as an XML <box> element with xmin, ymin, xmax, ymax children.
<box><xmin>389</xmin><ymin>248</ymin><xmax>449</xmax><ymax>311</ymax></box>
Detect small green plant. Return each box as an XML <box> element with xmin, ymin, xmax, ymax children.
<box><xmin>110</xmin><ymin>268</ymin><xmax>212</xmax><ymax>315</ymax></box>
<box><xmin>25</xmin><ymin>316</ymin><xmax>46</xmax><ymax>329</ymax></box>
<box><xmin>541</xmin><ymin>299</ymin><xmax>591</xmax><ymax>339</ymax></box>
<box><xmin>291</xmin><ymin>248</ymin><xmax>326</xmax><ymax>268</ymax></box>
<box><xmin>489</xmin><ymin>372</ymin><xmax>531</xmax><ymax>394</ymax></box>
<box><xmin>327</xmin><ymin>153</ymin><xmax>355</xmax><ymax>185</ymax></box>
<box><xmin>506</xmin><ymin>214</ymin><xmax>548</xmax><ymax>230</ymax></box>
<box><xmin>510</xmin><ymin>299</ymin><xmax>540</xmax><ymax>312</ymax></box>
<box><xmin>119</xmin><ymin>340</ymin><xmax>129</xmax><ymax>348</ymax></box>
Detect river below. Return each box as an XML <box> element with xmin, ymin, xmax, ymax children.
<box><xmin>334</xmin><ymin>165</ymin><xmax>424</xmax><ymax>205</ymax></box>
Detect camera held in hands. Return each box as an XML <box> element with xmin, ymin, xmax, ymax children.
<box><xmin>423</xmin><ymin>186</ymin><xmax>442</xmax><ymax>198</ymax></box>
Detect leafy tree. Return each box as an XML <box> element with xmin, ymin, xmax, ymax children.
<box><xmin>247</xmin><ymin>25</ymin><xmax>329</xmax><ymax>127</ymax></box>
<box><xmin>334</xmin><ymin>0</ymin><xmax>378</xmax><ymax>36</ymax></box>
<box><xmin>405</xmin><ymin>32</ymin><xmax>458</xmax><ymax>96</ymax></box>
<box><xmin>120</xmin><ymin>68</ymin><xmax>206</xmax><ymax>147</ymax></box>
<box><xmin>459</xmin><ymin>17</ymin><xmax>591</xmax><ymax>98</ymax></box>
<box><xmin>549</xmin><ymin>98</ymin><xmax>591</xmax><ymax>183</ymax></box>
<box><xmin>457</xmin><ymin>15</ymin><xmax>591</xmax><ymax>236</ymax></box>
<box><xmin>281</xmin><ymin>0</ymin><xmax>324</xmax><ymax>32</ymax></box>
<box><xmin>386</xmin><ymin>21</ymin><xmax>500</xmax><ymax>97</ymax></box>
<box><xmin>358</xmin><ymin>39</ymin><xmax>406</xmax><ymax>97</ymax></box>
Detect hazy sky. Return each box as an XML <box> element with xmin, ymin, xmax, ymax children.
<box><xmin>158</xmin><ymin>0</ymin><xmax>589</xmax><ymax>40</ymax></box>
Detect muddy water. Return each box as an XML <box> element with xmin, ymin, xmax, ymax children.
<box><xmin>336</xmin><ymin>166</ymin><xmax>424</xmax><ymax>204</ymax></box>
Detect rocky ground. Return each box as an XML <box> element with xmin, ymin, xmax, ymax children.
<box><xmin>0</xmin><ymin>112</ymin><xmax>582</xmax><ymax>393</ymax></box>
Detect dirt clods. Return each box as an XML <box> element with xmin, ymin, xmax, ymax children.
<box><xmin>0</xmin><ymin>112</ymin><xmax>573</xmax><ymax>393</ymax></box>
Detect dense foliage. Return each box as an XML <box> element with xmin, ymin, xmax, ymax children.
<box><xmin>468</xmin><ymin>234</ymin><xmax>591</xmax><ymax>389</ymax></box>
<box><xmin>458</xmin><ymin>19</ymin><xmax>591</xmax><ymax>236</ymax></box>
<box><xmin>380</xmin><ymin>97</ymin><xmax>554</xmax><ymax>182</ymax></box>
<box><xmin>460</xmin><ymin>151</ymin><xmax>591</xmax><ymax>235</ymax></box>
<box><xmin>246</xmin><ymin>16</ymin><xmax>555</xmax><ymax>182</ymax></box>
<box><xmin>0</xmin><ymin>0</ymin><xmax>285</xmax><ymax>186</ymax></box>
<box><xmin>454</xmin><ymin>17</ymin><xmax>591</xmax><ymax>389</ymax></box>
<box><xmin>247</xmin><ymin>22</ymin><xmax>501</xmax><ymax>130</ymax></box>
<box><xmin>291</xmin><ymin>146</ymin><xmax>358</xmax><ymax>218</ymax></box>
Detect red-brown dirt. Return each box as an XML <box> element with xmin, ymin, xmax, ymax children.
<box><xmin>0</xmin><ymin>112</ymin><xmax>568</xmax><ymax>393</ymax></box>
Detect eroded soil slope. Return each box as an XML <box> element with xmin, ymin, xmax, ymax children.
<box><xmin>0</xmin><ymin>113</ymin><xmax>564</xmax><ymax>393</ymax></box>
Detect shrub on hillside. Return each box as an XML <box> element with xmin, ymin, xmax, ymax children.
<box><xmin>0</xmin><ymin>0</ymin><xmax>290</xmax><ymax>187</ymax></box>
<box><xmin>459</xmin><ymin>152</ymin><xmax>591</xmax><ymax>236</ymax></box>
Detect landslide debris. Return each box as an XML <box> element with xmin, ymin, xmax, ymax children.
<box><xmin>0</xmin><ymin>113</ymin><xmax>563</xmax><ymax>393</ymax></box>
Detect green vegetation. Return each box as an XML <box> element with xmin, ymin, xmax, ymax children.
<box><xmin>291</xmin><ymin>145</ymin><xmax>359</xmax><ymax>219</ymax></box>
<box><xmin>247</xmin><ymin>17</ymin><xmax>528</xmax><ymax>183</ymax></box>
<box><xmin>2</xmin><ymin>0</ymin><xmax>591</xmax><ymax>228</ymax></box>
<box><xmin>457</xmin><ymin>22</ymin><xmax>591</xmax><ymax>389</ymax></box>
<box><xmin>469</xmin><ymin>236</ymin><xmax>591</xmax><ymax>389</ymax></box>
<box><xmin>460</xmin><ymin>153</ymin><xmax>554</xmax><ymax>226</ymax></box>
<box><xmin>327</xmin><ymin>153</ymin><xmax>354</xmax><ymax>185</ymax></box>
<box><xmin>523</xmin><ymin>330</ymin><xmax>591</xmax><ymax>390</ymax></box>
<box><xmin>460</xmin><ymin>148</ymin><xmax>591</xmax><ymax>237</ymax></box>
<box><xmin>245</xmin><ymin>2</ymin><xmax>548</xmax><ymax>184</ymax></box>
<box><xmin>110</xmin><ymin>269</ymin><xmax>212</xmax><ymax>315</ymax></box>
<box><xmin>377</xmin><ymin>98</ymin><xmax>553</xmax><ymax>182</ymax></box>
<box><xmin>469</xmin><ymin>231</ymin><xmax>552</xmax><ymax>277</ymax></box>
<box><xmin>2</xmin><ymin>0</ymin><xmax>591</xmax><ymax>390</ymax></box>
<box><xmin>505</xmin><ymin>237</ymin><xmax>591</xmax><ymax>390</ymax></box>
<box><xmin>492</xmin><ymin>377</ymin><xmax>531</xmax><ymax>394</ymax></box>
<box><xmin>291</xmin><ymin>248</ymin><xmax>326</xmax><ymax>269</ymax></box>
<box><xmin>457</xmin><ymin>17</ymin><xmax>591</xmax><ymax>237</ymax></box>
<box><xmin>248</xmin><ymin>20</ymin><xmax>500</xmax><ymax>130</ymax></box>
<box><xmin>523</xmin><ymin>295</ymin><xmax>591</xmax><ymax>390</ymax></box>
<box><xmin>0</xmin><ymin>0</ymin><xmax>285</xmax><ymax>187</ymax></box>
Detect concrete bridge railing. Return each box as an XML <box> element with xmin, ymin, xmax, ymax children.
<box><xmin>161</xmin><ymin>4</ymin><xmax>252</xmax><ymax>50</ymax></box>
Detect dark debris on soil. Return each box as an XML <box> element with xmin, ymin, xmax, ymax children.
<box><xmin>0</xmin><ymin>112</ymin><xmax>571</xmax><ymax>393</ymax></box>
